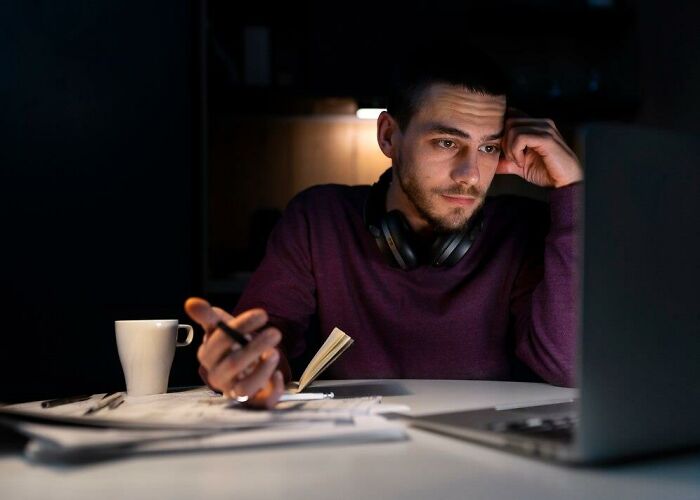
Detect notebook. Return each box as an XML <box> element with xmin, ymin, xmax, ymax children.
<box><xmin>288</xmin><ymin>327</ymin><xmax>354</xmax><ymax>393</ymax></box>
<box><xmin>408</xmin><ymin>124</ymin><xmax>700</xmax><ymax>464</ymax></box>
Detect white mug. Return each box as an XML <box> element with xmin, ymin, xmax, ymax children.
<box><xmin>115</xmin><ymin>319</ymin><xmax>194</xmax><ymax>396</ymax></box>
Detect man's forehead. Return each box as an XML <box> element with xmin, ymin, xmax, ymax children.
<box><xmin>419</xmin><ymin>83</ymin><xmax>506</xmax><ymax>117</ymax></box>
<box><xmin>410</xmin><ymin>84</ymin><xmax>505</xmax><ymax>137</ymax></box>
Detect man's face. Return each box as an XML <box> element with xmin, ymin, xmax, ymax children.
<box><xmin>392</xmin><ymin>84</ymin><xmax>506</xmax><ymax>233</ymax></box>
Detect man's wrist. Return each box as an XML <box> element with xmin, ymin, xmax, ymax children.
<box><xmin>549</xmin><ymin>181</ymin><xmax>582</xmax><ymax>230</ymax></box>
<box><xmin>553</xmin><ymin>168</ymin><xmax>584</xmax><ymax>189</ymax></box>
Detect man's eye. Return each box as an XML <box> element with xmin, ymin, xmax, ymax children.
<box><xmin>479</xmin><ymin>144</ymin><xmax>501</xmax><ymax>154</ymax></box>
<box><xmin>436</xmin><ymin>139</ymin><xmax>456</xmax><ymax>149</ymax></box>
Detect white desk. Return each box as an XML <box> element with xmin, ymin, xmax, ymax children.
<box><xmin>1</xmin><ymin>380</ymin><xmax>699</xmax><ymax>500</ymax></box>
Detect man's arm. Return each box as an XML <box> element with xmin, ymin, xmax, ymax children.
<box><xmin>233</xmin><ymin>189</ymin><xmax>318</xmax><ymax>363</ymax></box>
<box><xmin>497</xmin><ymin>111</ymin><xmax>582</xmax><ymax>387</ymax></box>
<box><xmin>509</xmin><ymin>184</ymin><xmax>581</xmax><ymax>387</ymax></box>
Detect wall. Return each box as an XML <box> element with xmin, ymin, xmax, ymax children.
<box><xmin>0</xmin><ymin>1</ymin><xmax>201</xmax><ymax>402</ymax></box>
<box><xmin>634</xmin><ymin>0</ymin><xmax>700</xmax><ymax>135</ymax></box>
<box><xmin>208</xmin><ymin>114</ymin><xmax>388</xmax><ymax>278</ymax></box>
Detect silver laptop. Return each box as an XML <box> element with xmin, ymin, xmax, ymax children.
<box><xmin>409</xmin><ymin>123</ymin><xmax>700</xmax><ymax>464</ymax></box>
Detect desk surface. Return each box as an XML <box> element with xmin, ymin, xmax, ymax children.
<box><xmin>1</xmin><ymin>379</ymin><xmax>699</xmax><ymax>500</ymax></box>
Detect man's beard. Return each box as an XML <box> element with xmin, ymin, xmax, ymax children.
<box><xmin>395</xmin><ymin>159</ymin><xmax>485</xmax><ymax>234</ymax></box>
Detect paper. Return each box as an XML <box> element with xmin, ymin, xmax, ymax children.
<box><xmin>0</xmin><ymin>387</ymin><xmax>411</xmax><ymax>463</ymax></box>
<box><xmin>0</xmin><ymin>386</ymin><xmax>411</xmax><ymax>464</ymax></box>
<box><xmin>1</xmin><ymin>389</ymin><xmax>409</xmax><ymax>463</ymax></box>
<box><xmin>18</xmin><ymin>416</ymin><xmax>406</xmax><ymax>462</ymax></box>
<box><xmin>0</xmin><ymin>388</ymin><xmax>410</xmax><ymax>431</ymax></box>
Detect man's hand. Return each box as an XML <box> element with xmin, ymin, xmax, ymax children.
<box><xmin>496</xmin><ymin>109</ymin><xmax>583</xmax><ymax>188</ymax></box>
<box><xmin>184</xmin><ymin>297</ymin><xmax>285</xmax><ymax>409</ymax></box>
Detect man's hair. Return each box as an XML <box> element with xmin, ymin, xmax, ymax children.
<box><xmin>386</xmin><ymin>44</ymin><xmax>509</xmax><ymax>131</ymax></box>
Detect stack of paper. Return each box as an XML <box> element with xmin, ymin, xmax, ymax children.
<box><xmin>0</xmin><ymin>387</ymin><xmax>409</xmax><ymax>463</ymax></box>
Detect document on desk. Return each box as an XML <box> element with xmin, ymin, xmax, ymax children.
<box><xmin>16</xmin><ymin>415</ymin><xmax>405</xmax><ymax>462</ymax></box>
<box><xmin>0</xmin><ymin>388</ymin><xmax>409</xmax><ymax>430</ymax></box>
<box><xmin>0</xmin><ymin>387</ymin><xmax>409</xmax><ymax>462</ymax></box>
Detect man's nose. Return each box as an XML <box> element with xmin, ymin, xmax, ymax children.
<box><xmin>450</xmin><ymin>151</ymin><xmax>480</xmax><ymax>186</ymax></box>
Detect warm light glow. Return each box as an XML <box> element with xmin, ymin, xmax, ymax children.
<box><xmin>356</xmin><ymin>108</ymin><xmax>386</xmax><ymax>120</ymax></box>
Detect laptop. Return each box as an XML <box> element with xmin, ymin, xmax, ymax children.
<box><xmin>409</xmin><ymin>123</ymin><xmax>700</xmax><ymax>464</ymax></box>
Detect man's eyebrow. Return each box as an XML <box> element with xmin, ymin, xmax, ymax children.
<box><xmin>423</xmin><ymin>122</ymin><xmax>504</xmax><ymax>141</ymax></box>
<box><xmin>483</xmin><ymin>130</ymin><xmax>504</xmax><ymax>141</ymax></box>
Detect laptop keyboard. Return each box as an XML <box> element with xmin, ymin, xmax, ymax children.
<box><xmin>489</xmin><ymin>415</ymin><xmax>577</xmax><ymax>442</ymax></box>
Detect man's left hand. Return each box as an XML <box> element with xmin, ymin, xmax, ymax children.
<box><xmin>496</xmin><ymin>109</ymin><xmax>583</xmax><ymax>188</ymax></box>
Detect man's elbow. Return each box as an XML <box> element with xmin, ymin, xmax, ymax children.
<box><xmin>536</xmin><ymin>360</ymin><xmax>577</xmax><ymax>388</ymax></box>
<box><xmin>517</xmin><ymin>344</ymin><xmax>577</xmax><ymax>388</ymax></box>
<box><xmin>545</xmin><ymin>369</ymin><xmax>576</xmax><ymax>388</ymax></box>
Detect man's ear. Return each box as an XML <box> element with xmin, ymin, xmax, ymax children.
<box><xmin>376</xmin><ymin>111</ymin><xmax>401</xmax><ymax>160</ymax></box>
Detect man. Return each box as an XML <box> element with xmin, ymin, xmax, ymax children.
<box><xmin>185</xmin><ymin>52</ymin><xmax>582</xmax><ymax>408</ymax></box>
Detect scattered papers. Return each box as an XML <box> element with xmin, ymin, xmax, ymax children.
<box><xmin>1</xmin><ymin>388</ymin><xmax>408</xmax><ymax>430</ymax></box>
<box><xmin>18</xmin><ymin>416</ymin><xmax>405</xmax><ymax>463</ymax></box>
<box><xmin>0</xmin><ymin>387</ymin><xmax>410</xmax><ymax>463</ymax></box>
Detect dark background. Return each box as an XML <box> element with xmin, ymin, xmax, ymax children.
<box><xmin>1</xmin><ymin>0</ymin><xmax>698</xmax><ymax>402</ymax></box>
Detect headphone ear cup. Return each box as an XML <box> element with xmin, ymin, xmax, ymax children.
<box><xmin>430</xmin><ymin>231</ymin><xmax>474</xmax><ymax>267</ymax></box>
<box><xmin>382</xmin><ymin>210</ymin><xmax>419</xmax><ymax>270</ymax></box>
<box><xmin>430</xmin><ymin>215</ymin><xmax>484</xmax><ymax>267</ymax></box>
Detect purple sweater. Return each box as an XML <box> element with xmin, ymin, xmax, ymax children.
<box><xmin>234</xmin><ymin>179</ymin><xmax>581</xmax><ymax>387</ymax></box>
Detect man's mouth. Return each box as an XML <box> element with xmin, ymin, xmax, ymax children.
<box><xmin>440</xmin><ymin>194</ymin><xmax>478</xmax><ymax>206</ymax></box>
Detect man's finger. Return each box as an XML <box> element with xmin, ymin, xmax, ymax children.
<box><xmin>503</xmin><ymin>126</ymin><xmax>556</xmax><ymax>168</ymax></box>
<box><xmin>204</xmin><ymin>309</ymin><xmax>268</xmax><ymax>360</ymax></box>
<box><xmin>505</xmin><ymin>106</ymin><xmax>530</xmax><ymax>120</ymax></box>
<box><xmin>509</xmin><ymin>132</ymin><xmax>554</xmax><ymax>163</ymax></box>
<box><xmin>225</xmin><ymin>327</ymin><xmax>282</xmax><ymax>374</ymax></box>
<box><xmin>205</xmin><ymin>326</ymin><xmax>281</xmax><ymax>391</ymax></box>
<box><xmin>184</xmin><ymin>297</ymin><xmax>223</xmax><ymax>331</ymax></box>
<box><xmin>248</xmin><ymin>370</ymin><xmax>285</xmax><ymax>410</ymax></box>
<box><xmin>232</xmin><ymin>348</ymin><xmax>280</xmax><ymax>398</ymax></box>
<box><xmin>505</xmin><ymin>116</ymin><xmax>560</xmax><ymax>134</ymax></box>
<box><xmin>214</xmin><ymin>306</ymin><xmax>269</xmax><ymax>336</ymax></box>
<box><xmin>185</xmin><ymin>297</ymin><xmax>269</xmax><ymax>335</ymax></box>
<box><xmin>211</xmin><ymin>306</ymin><xmax>234</xmax><ymax>323</ymax></box>
<box><xmin>198</xmin><ymin>329</ymin><xmax>238</xmax><ymax>370</ymax></box>
<box><xmin>185</xmin><ymin>299</ymin><xmax>269</xmax><ymax>357</ymax></box>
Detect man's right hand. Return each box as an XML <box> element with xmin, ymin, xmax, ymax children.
<box><xmin>184</xmin><ymin>297</ymin><xmax>285</xmax><ymax>409</ymax></box>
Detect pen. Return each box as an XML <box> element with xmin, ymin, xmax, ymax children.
<box><xmin>108</xmin><ymin>398</ymin><xmax>125</xmax><ymax>410</ymax></box>
<box><xmin>216</xmin><ymin>320</ymin><xmax>250</xmax><ymax>347</ymax></box>
<box><xmin>83</xmin><ymin>392</ymin><xmax>124</xmax><ymax>416</ymax></box>
<box><xmin>279</xmin><ymin>392</ymin><xmax>335</xmax><ymax>402</ymax></box>
<box><xmin>41</xmin><ymin>394</ymin><xmax>91</xmax><ymax>408</ymax></box>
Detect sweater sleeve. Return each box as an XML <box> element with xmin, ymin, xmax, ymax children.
<box><xmin>511</xmin><ymin>183</ymin><xmax>582</xmax><ymax>387</ymax></box>
<box><xmin>233</xmin><ymin>191</ymin><xmax>317</xmax><ymax>361</ymax></box>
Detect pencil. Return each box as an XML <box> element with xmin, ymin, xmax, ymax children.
<box><xmin>83</xmin><ymin>392</ymin><xmax>124</xmax><ymax>416</ymax></box>
<box><xmin>41</xmin><ymin>394</ymin><xmax>91</xmax><ymax>408</ymax></box>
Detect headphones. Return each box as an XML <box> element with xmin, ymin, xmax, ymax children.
<box><xmin>363</xmin><ymin>169</ymin><xmax>483</xmax><ymax>270</ymax></box>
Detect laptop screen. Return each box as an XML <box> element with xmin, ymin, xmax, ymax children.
<box><xmin>576</xmin><ymin>123</ymin><xmax>700</xmax><ymax>460</ymax></box>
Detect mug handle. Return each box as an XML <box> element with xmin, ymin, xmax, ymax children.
<box><xmin>176</xmin><ymin>324</ymin><xmax>194</xmax><ymax>347</ymax></box>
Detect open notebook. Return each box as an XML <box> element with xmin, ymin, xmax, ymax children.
<box><xmin>287</xmin><ymin>327</ymin><xmax>354</xmax><ymax>393</ymax></box>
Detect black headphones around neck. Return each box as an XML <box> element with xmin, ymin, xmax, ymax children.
<box><xmin>363</xmin><ymin>169</ymin><xmax>483</xmax><ymax>270</ymax></box>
